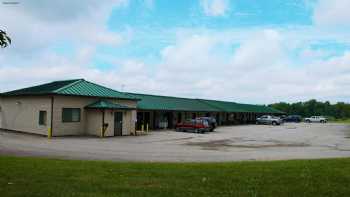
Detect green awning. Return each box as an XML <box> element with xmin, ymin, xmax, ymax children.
<box><xmin>85</xmin><ymin>100</ymin><xmax>135</xmax><ymax>110</ymax></box>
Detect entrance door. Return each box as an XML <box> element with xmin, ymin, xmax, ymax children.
<box><xmin>167</xmin><ymin>112</ymin><xmax>174</xmax><ymax>129</ymax></box>
<box><xmin>136</xmin><ymin>112</ymin><xmax>143</xmax><ymax>130</ymax></box>
<box><xmin>145</xmin><ymin>112</ymin><xmax>150</xmax><ymax>128</ymax></box>
<box><xmin>216</xmin><ymin>113</ymin><xmax>220</xmax><ymax>125</ymax></box>
<box><xmin>114</xmin><ymin>112</ymin><xmax>123</xmax><ymax>136</ymax></box>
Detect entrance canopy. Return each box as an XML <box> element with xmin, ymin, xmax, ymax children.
<box><xmin>85</xmin><ymin>100</ymin><xmax>135</xmax><ymax>110</ymax></box>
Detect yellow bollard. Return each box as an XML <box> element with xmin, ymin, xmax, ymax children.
<box><xmin>47</xmin><ymin>127</ymin><xmax>52</xmax><ymax>139</ymax></box>
<box><xmin>146</xmin><ymin>124</ymin><xmax>149</xmax><ymax>133</ymax></box>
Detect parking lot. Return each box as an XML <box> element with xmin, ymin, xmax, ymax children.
<box><xmin>1</xmin><ymin>123</ymin><xmax>350</xmax><ymax>162</ymax></box>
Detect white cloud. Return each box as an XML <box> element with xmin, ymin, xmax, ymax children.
<box><xmin>141</xmin><ymin>29</ymin><xmax>350</xmax><ymax>103</ymax></box>
<box><xmin>200</xmin><ymin>0</ymin><xmax>229</xmax><ymax>17</ymax></box>
<box><xmin>88</xmin><ymin>37</ymin><xmax>342</xmax><ymax>103</ymax></box>
<box><xmin>313</xmin><ymin>0</ymin><xmax>350</xmax><ymax>27</ymax></box>
<box><xmin>1</xmin><ymin>1</ymin><xmax>350</xmax><ymax>104</ymax></box>
<box><xmin>0</xmin><ymin>0</ymin><xmax>127</xmax><ymax>54</ymax></box>
<box><xmin>2</xmin><ymin>26</ymin><xmax>350</xmax><ymax>104</ymax></box>
<box><xmin>0</xmin><ymin>0</ymin><xmax>132</xmax><ymax>92</ymax></box>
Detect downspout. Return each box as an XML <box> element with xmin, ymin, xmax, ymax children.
<box><xmin>101</xmin><ymin>109</ymin><xmax>105</xmax><ymax>137</ymax></box>
<box><xmin>49</xmin><ymin>96</ymin><xmax>54</xmax><ymax>138</ymax></box>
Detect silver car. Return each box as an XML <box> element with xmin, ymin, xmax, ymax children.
<box><xmin>256</xmin><ymin>115</ymin><xmax>283</xmax><ymax>125</ymax></box>
<box><xmin>304</xmin><ymin>116</ymin><xmax>327</xmax><ymax>123</ymax></box>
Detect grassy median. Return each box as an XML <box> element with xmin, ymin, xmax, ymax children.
<box><xmin>1</xmin><ymin>156</ymin><xmax>350</xmax><ymax>197</ymax></box>
<box><xmin>331</xmin><ymin>119</ymin><xmax>350</xmax><ymax>124</ymax></box>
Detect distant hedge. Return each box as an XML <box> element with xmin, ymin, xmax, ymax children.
<box><xmin>269</xmin><ymin>99</ymin><xmax>350</xmax><ymax>119</ymax></box>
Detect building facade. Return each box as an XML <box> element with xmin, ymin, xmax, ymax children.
<box><xmin>0</xmin><ymin>79</ymin><xmax>284</xmax><ymax>137</ymax></box>
<box><xmin>0</xmin><ymin>79</ymin><xmax>138</xmax><ymax>137</ymax></box>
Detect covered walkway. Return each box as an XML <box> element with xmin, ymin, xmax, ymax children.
<box><xmin>127</xmin><ymin>93</ymin><xmax>284</xmax><ymax>130</ymax></box>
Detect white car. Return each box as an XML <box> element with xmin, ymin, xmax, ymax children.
<box><xmin>304</xmin><ymin>116</ymin><xmax>327</xmax><ymax>123</ymax></box>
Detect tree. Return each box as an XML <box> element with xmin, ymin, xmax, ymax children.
<box><xmin>269</xmin><ymin>100</ymin><xmax>350</xmax><ymax>119</ymax></box>
<box><xmin>0</xmin><ymin>29</ymin><xmax>11</xmax><ymax>48</ymax></box>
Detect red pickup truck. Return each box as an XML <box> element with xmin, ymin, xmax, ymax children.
<box><xmin>175</xmin><ymin>119</ymin><xmax>210</xmax><ymax>133</ymax></box>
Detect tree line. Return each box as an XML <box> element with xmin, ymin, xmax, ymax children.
<box><xmin>269</xmin><ymin>99</ymin><xmax>350</xmax><ymax>119</ymax></box>
<box><xmin>0</xmin><ymin>29</ymin><xmax>11</xmax><ymax>48</ymax></box>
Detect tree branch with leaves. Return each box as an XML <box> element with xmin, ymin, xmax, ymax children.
<box><xmin>0</xmin><ymin>29</ymin><xmax>11</xmax><ymax>48</ymax></box>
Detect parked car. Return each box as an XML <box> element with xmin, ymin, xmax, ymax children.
<box><xmin>304</xmin><ymin>116</ymin><xmax>327</xmax><ymax>123</ymax></box>
<box><xmin>256</xmin><ymin>115</ymin><xmax>283</xmax><ymax>125</ymax></box>
<box><xmin>175</xmin><ymin>119</ymin><xmax>210</xmax><ymax>133</ymax></box>
<box><xmin>196</xmin><ymin>117</ymin><xmax>217</xmax><ymax>131</ymax></box>
<box><xmin>279</xmin><ymin>115</ymin><xmax>287</xmax><ymax>120</ymax></box>
<box><xmin>283</xmin><ymin>115</ymin><xmax>302</xmax><ymax>123</ymax></box>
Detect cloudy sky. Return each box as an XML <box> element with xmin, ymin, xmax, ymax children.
<box><xmin>0</xmin><ymin>0</ymin><xmax>350</xmax><ymax>104</ymax></box>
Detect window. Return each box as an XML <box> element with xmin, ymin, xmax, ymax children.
<box><xmin>39</xmin><ymin>111</ymin><xmax>47</xmax><ymax>125</ymax></box>
<box><xmin>62</xmin><ymin>108</ymin><xmax>81</xmax><ymax>122</ymax></box>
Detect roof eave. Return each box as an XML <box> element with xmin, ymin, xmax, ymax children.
<box><xmin>0</xmin><ymin>93</ymin><xmax>140</xmax><ymax>101</ymax></box>
<box><xmin>85</xmin><ymin>107</ymin><xmax>136</xmax><ymax>110</ymax></box>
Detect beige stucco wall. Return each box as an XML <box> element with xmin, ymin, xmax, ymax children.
<box><xmin>52</xmin><ymin>96</ymin><xmax>95</xmax><ymax>136</ymax></box>
<box><xmin>0</xmin><ymin>96</ymin><xmax>52</xmax><ymax>135</ymax></box>
<box><xmin>123</xmin><ymin>110</ymin><xmax>135</xmax><ymax>135</ymax></box>
<box><xmin>100</xmin><ymin>109</ymin><xmax>115</xmax><ymax>137</ymax></box>
<box><xmin>86</xmin><ymin>109</ymin><xmax>102</xmax><ymax>136</ymax></box>
<box><xmin>86</xmin><ymin>109</ymin><xmax>133</xmax><ymax>137</ymax></box>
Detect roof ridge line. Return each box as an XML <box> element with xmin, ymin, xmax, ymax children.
<box><xmin>127</xmin><ymin>92</ymin><xmax>198</xmax><ymax>100</ymax></box>
<box><xmin>197</xmin><ymin>98</ymin><xmax>238</xmax><ymax>104</ymax></box>
<box><xmin>53</xmin><ymin>79</ymin><xmax>84</xmax><ymax>93</ymax></box>
<box><xmin>84</xmin><ymin>81</ymin><xmax>139</xmax><ymax>100</ymax></box>
<box><xmin>85</xmin><ymin>80</ymin><xmax>122</xmax><ymax>93</ymax></box>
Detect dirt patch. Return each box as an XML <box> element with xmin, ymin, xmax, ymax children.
<box><xmin>146</xmin><ymin>137</ymin><xmax>195</xmax><ymax>143</ymax></box>
<box><xmin>341</xmin><ymin>125</ymin><xmax>350</xmax><ymax>139</ymax></box>
<box><xmin>186</xmin><ymin>139</ymin><xmax>309</xmax><ymax>151</ymax></box>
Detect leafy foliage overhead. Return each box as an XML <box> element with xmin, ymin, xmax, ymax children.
<box><xmin>0</xmin><ymin>30</ymin><xmax>11</xmax><ymax>48</ymax></box>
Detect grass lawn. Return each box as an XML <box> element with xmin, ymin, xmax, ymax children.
<box><xmin>331</xmin><ymin>119</ymin><xmax>350</xmax><ymax>124</ymax></box>
<box><xmin>1</xmin><ymin>156</ymin><xmax>350</xmax><ymax>197</ymax></box>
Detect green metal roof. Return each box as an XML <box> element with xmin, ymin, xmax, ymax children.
<box><xmin>85</xmin><ymin>100</ymin><xmax>134</xmax><ymax>110</ymax></box>
<box><xmin>199</xmin><ymin>99</ymin><xmax>285</xmax><ymax>114</ymax></box>
<box><xmin>235</xmin><ymin>103</ymin><xmax>285</xmax><ymax>114</ymax></box>
<box><xmin>127</xmin><ymin>93</ymin><xmax>221</xmax><ymax>112</ymax></box>
<box><xmin>1</xmin><ymin>79</ymin><xmax>137</xmax><ymax>100</ymax></box>
<box><xmin>127</xmin><ymin>93</ymin><xmax>283</xmax><ymax>114</ymax></box>
<box><xmin>198</xmin><ymin>99</ymin><xmax>251</xmax><ymax>113</ymax></box>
